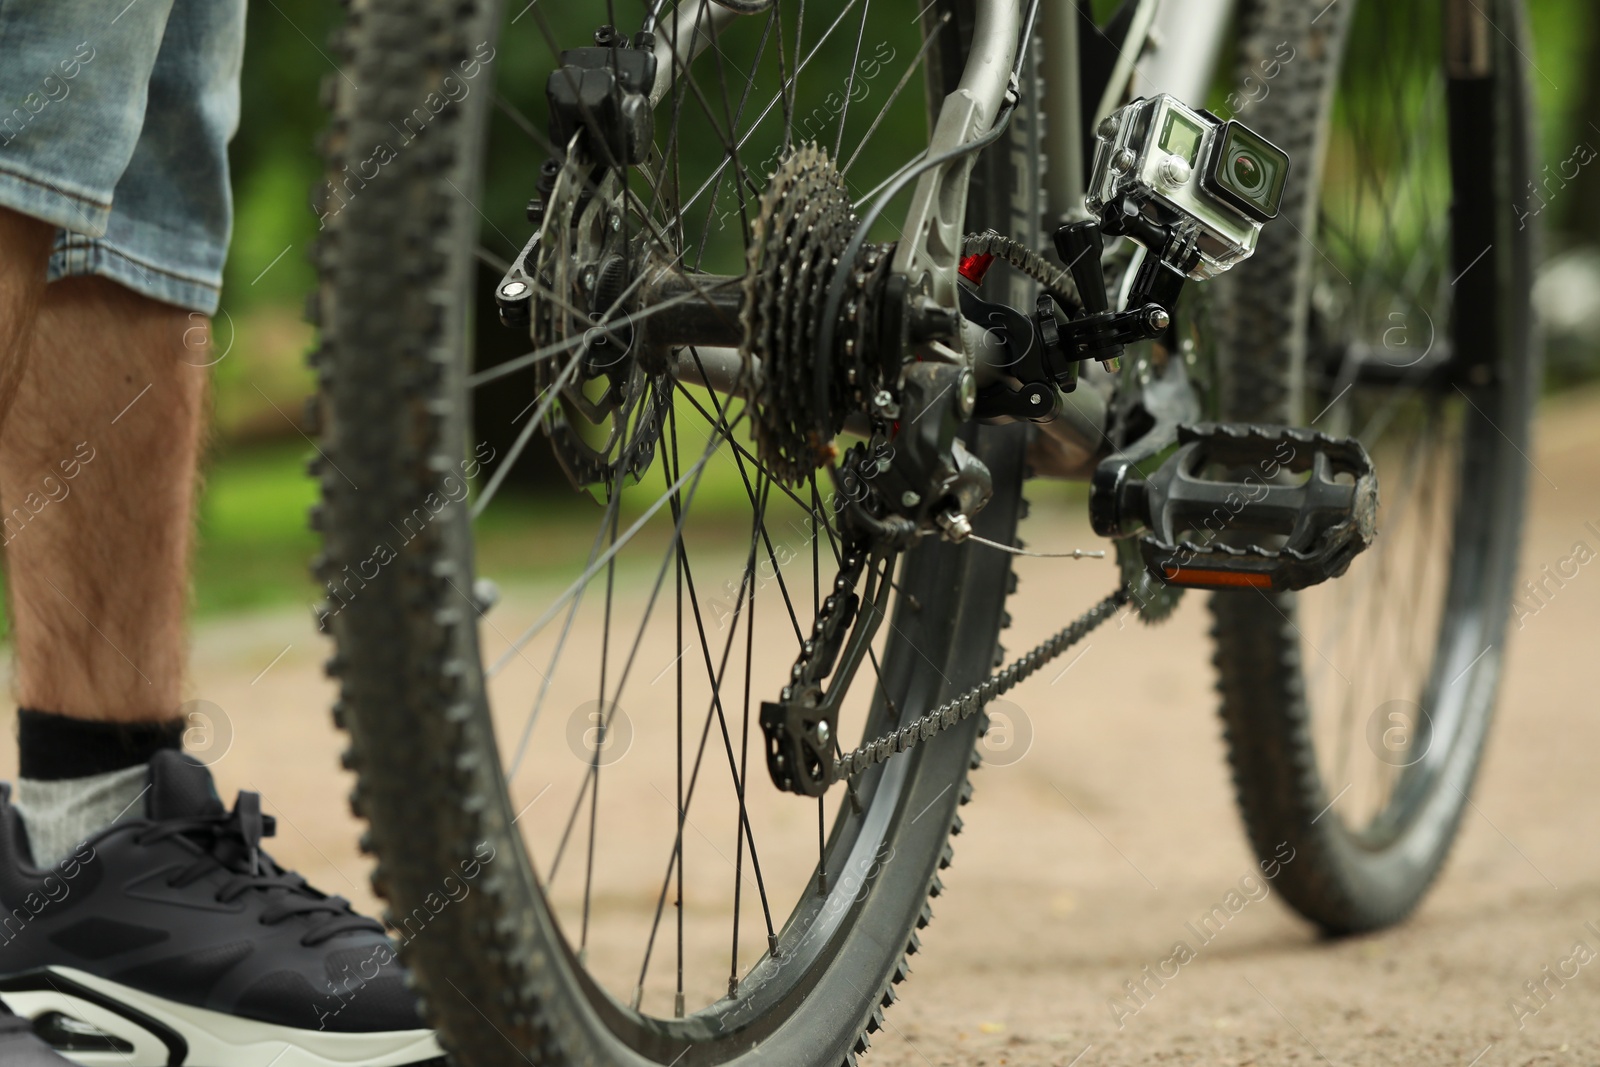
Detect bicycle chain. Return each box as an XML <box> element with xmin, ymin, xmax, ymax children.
<box><xmin>780</xmin><ymin>541</ymin><xmax>869</xmax><ymax>706</ymax></box>
<box><xmin>831</xmin><ymin>586</ymin><xmax>1131</xmax><ymax>782</ymax></box>
<box><xmin>960</xmin><ymin>230</ymin><xmax>1081</xmax><ymax>309</ymax></box>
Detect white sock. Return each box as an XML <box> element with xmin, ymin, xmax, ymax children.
<box><xmin>12</xmin><ymin>764</ymin><xmax>150</xmax><ymax>868</ymax></box>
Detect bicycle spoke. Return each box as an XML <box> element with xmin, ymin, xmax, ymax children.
<box><xmin>675</xmin><ymin>386</ymin><xmax>843</xmax><ymax>537</ymax></box>
<box><xmin>841</xmin><ymin>11</ymin><xmax>947</xmax><ymax>176</ymax></box>
<box><xmin>465</xmin><ymin>268</ymin><xmax>736</xmax><ymax>392</ymax></box>
<box><xmin>689</xmin><ymin>10</ymin><xmax>779</xmax><ymax>269</ymax></box>
<box><xmin>487</xmin><ymin>406</ymin><xmax>749</xmax><ymax>681</ymax></box>
<box><xmin>632</xmin><ymin>402</ymin><xmax>694</xmax><ymax>1015</ymax></box>
<box><xmin>636</xmin><ymin>517</ymin><xmax>765</xmax><ymax>983</ymax></box>
<box><xmin>672</xmin><ymin>400</ymin><xmax>688</xmax><ymax>1018</ymax></box>
<box><xmin>730</xmin><ymin>477</ymin><xmax>762</xmax><ymax>992</ymax></box>
<box><xmin>702</xmin><ymin>6</ymin><xmax>756</xmax><ymax>246</ymax></box>
<box><xmin>459</xmin><ymin>0</ymin><xmax>967</xmax><ymax>1023</ymax></box>
<box><xmin>681</xmin><ymin>348</ymin><xmax>805</xmax><ymax>642</ymax></box>
<box><xmin>553</xmin><ymin>385</ymin><xmax>781</xmax><ymax>1000</ymax></box>
<box><xmin>667</xmin><ymin>0</ymin><xmax>863</xmax><ymax>228</ymax></box>
<box><xmin>545</xmin><ymin>482</ymin><xmax>625</xmax><ymax>884</ymax></box>
<box><xmin>580</xmin><ymin>485</ymin><xmax>623</xmax><ymax>953</ymax></box>
<box><xmin>498</xmin><ymin>401</ymin><xmax>748</xmax><ymax>800</ymax></box>
<box><xmin>831</xmin><ymin>0</ymin><xmax>872</xmax><ymax>159</ymax></box>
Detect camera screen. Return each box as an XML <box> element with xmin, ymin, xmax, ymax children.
<box><xmin>1208</xmin><ymin>122</ymin><xmax>1290</xmax><ymax>221</ymax></box>
<box><xmin>1159</xmin><ymin>109</ymin><xmax>1203</xmax><ymax>166</ymax></box>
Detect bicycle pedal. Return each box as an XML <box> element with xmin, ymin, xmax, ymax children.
<box><xmin>1090</xmin><ymin>423</ymin><xmax>1379</xmax><ymax>592</ymax></box>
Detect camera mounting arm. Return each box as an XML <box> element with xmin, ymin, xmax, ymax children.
<box><xmin>1049</xmin><ymin>213</ymin><xmax>1188</xmax><ymax>371</ymax></box>
<box><xmin>963</xmin><ymin>95</ymin><xmax>1290</xmax><ymax>418</ymax></box>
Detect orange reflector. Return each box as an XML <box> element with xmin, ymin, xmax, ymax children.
<box><xmin>1161</xmin><ymin>567</ymin><xmax>1273</xmax><ymax>589</ymax></box>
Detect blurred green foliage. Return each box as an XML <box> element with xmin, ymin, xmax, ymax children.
<box><xmin>225</xmin><ymin>0</ymin><xmax>341</xmax><ymax>313</ymax></box>
<box><xmin>215</xmin><ymin>0</ymin><xmax>1598</xmax><ymax>420</ymax></box>
<box><xmin>220</xmin><ymin>0</ymin><xmax>1600</xmax><ymax>321</ymax></box>
<box><xmin>189</xmin><ymin>0</ymin><xmax>1597</xmax><ymax>617</ymax></box>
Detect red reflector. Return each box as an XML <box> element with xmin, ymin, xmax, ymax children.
<box><xmin>1161</xmin><ymin>567</ymin><xmax>1273</xmax><ymax>590</ymax></box>
<box><xmin>958</xmin><ymin>252</ymin><xmax>996</xmax><ymax>286</ymax></box>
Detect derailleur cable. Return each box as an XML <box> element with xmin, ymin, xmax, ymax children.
<box><xmin>962</xmin><ymin>534</ymin><xmax>1105</xmax><ymax>560</ymax></box>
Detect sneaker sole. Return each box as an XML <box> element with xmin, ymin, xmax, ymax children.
<box><xmin>0</xmin><ymin>966</ymin><xmax>442</xmax><ymax>1067</ymax></box>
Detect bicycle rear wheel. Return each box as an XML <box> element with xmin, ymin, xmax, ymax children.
<box><xmin>1210</xmin><ymin>0</ymin><xmax>1539</xmax><ymax>933</ymax></box>
<box><xmin>312</xmin><ymin>1</ymin><xmax>1043</xmax><ymax>1063</ymax></box>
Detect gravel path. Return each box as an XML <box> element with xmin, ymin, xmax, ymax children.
<box><xmin>3</xmin><ymin>388</ymin><xmax>1595</xmax><ymax>1066</ymax></box>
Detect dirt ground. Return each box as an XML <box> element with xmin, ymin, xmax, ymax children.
<box><xmin>3</xmin><ymin>387</ymin><xmax>1598</xmax><ymax>1066</ymax></box>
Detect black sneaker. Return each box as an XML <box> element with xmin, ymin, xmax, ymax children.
<box><xmin>0</xmin><ymin>751</ymin><xmax>441</xmax><ymax>1066</ymax></box>
<box><xmin>0</xmin><ymin>999</ymin><xmax>72</xmax><ymax>1066</ymax></box>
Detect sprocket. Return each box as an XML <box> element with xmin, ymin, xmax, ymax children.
<box><xmin>742</xmin><ymin>145</ymin><xmax>893</xmax><ymax>485</ymax></box>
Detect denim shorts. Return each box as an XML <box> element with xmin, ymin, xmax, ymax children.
<box><xmin>0</xmin><ymin>0</ymin><xmax>245</xmax><ymax>315</ymax></box>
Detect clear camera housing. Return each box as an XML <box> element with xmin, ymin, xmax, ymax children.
<box><xmin>1086</xmin><ymin>94</ymin><xmax>1291</xmax><ymax>280</ymax></box>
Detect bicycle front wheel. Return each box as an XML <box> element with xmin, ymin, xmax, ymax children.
<box><xmin>1210</xmin><ymin>0</ymin><xmax>1539</xmax><ymax>933</ymax></box>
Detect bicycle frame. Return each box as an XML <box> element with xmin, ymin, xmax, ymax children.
<box><xmin>1042</xmin><ymin>0</ymin><xmax>1238</xmax><ymax>223</ymax></box>
<box><xmin>648</xmin><ymin>0</ymin><xmax>1236</xmax><ymax>228</ymax></box>
<box><xmin>658</xmin><ymin>0</ymin><xmax>1241</xmax><ymax>476</ymax></box>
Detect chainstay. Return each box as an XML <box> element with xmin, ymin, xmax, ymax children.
<box><xmin>833</xmin><ymin>586</ymin><xmax>1131</xmax><ymax>781</ymax></box>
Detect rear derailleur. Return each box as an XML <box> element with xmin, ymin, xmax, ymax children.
<box><xmin>758</xmin><ymin>361</ymin><xmax>993</xmax><ymax>796</ymax></box>
<box><xmin>756</xmin><ymin>208</ymin><xmax>1191</xmax><ymax>796</ymax></box>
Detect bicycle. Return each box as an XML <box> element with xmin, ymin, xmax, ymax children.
<box><xmin>310</xmin><ymin>0</ymin><xmax>1537</xmax><ymax>1063</ymax></box>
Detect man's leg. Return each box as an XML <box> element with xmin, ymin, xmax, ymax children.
<box><xmin>0</xmin><ymin>259</ymin><xmax>207</xmax><ymax>866</ymax></box>
<box><xmin>0</xmin><ymin>3</ymin><xmax>432</xmax><ymax>1057</ymax></box>
<box><xmin>0</xmin><ymin>264</ymin><xmax>432</xmax><ymax>1058</ymax></box>
<box><xmin>1</xmin><ymin>275</ymin><xmax>207</xmax><ymax>722</ymax></box>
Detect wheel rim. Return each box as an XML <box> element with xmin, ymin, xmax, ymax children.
<box><xmin>445</xmin><ymin>0</ymin><xmax>1006</xmax><ymax>1049</ymax></box>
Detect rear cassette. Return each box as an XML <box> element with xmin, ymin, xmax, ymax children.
<box><xmin>742</xmin><ymin>145</ymin><xmax>893</xmax><ymax>485</ymax></box>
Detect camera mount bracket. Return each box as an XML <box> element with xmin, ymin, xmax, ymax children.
<box><xmin>964</xmin><ymin>94</ymin><xmax>1289</xmax><ymax>422</ymax></box>
<box><xmin>960</xmin><ymin>205</ymin><xmax>1195</xmax><ymax>419</ymax></box>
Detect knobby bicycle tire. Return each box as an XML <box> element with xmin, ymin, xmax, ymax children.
<box><xmin>1209</xmin><ymin>0</ymin><xmax>1539</xmax><ymax>933</ymax></box>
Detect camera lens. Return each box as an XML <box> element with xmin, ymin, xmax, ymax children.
<box><xmin>1206</xmin><ymin>121</ymin><xmax>1290</xmax><ymax>221</ymax></box>
<box><xmin>1231</xmin><ymin>151</ymin><xmax>1267</xmax><ymax>195</ymax></box>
